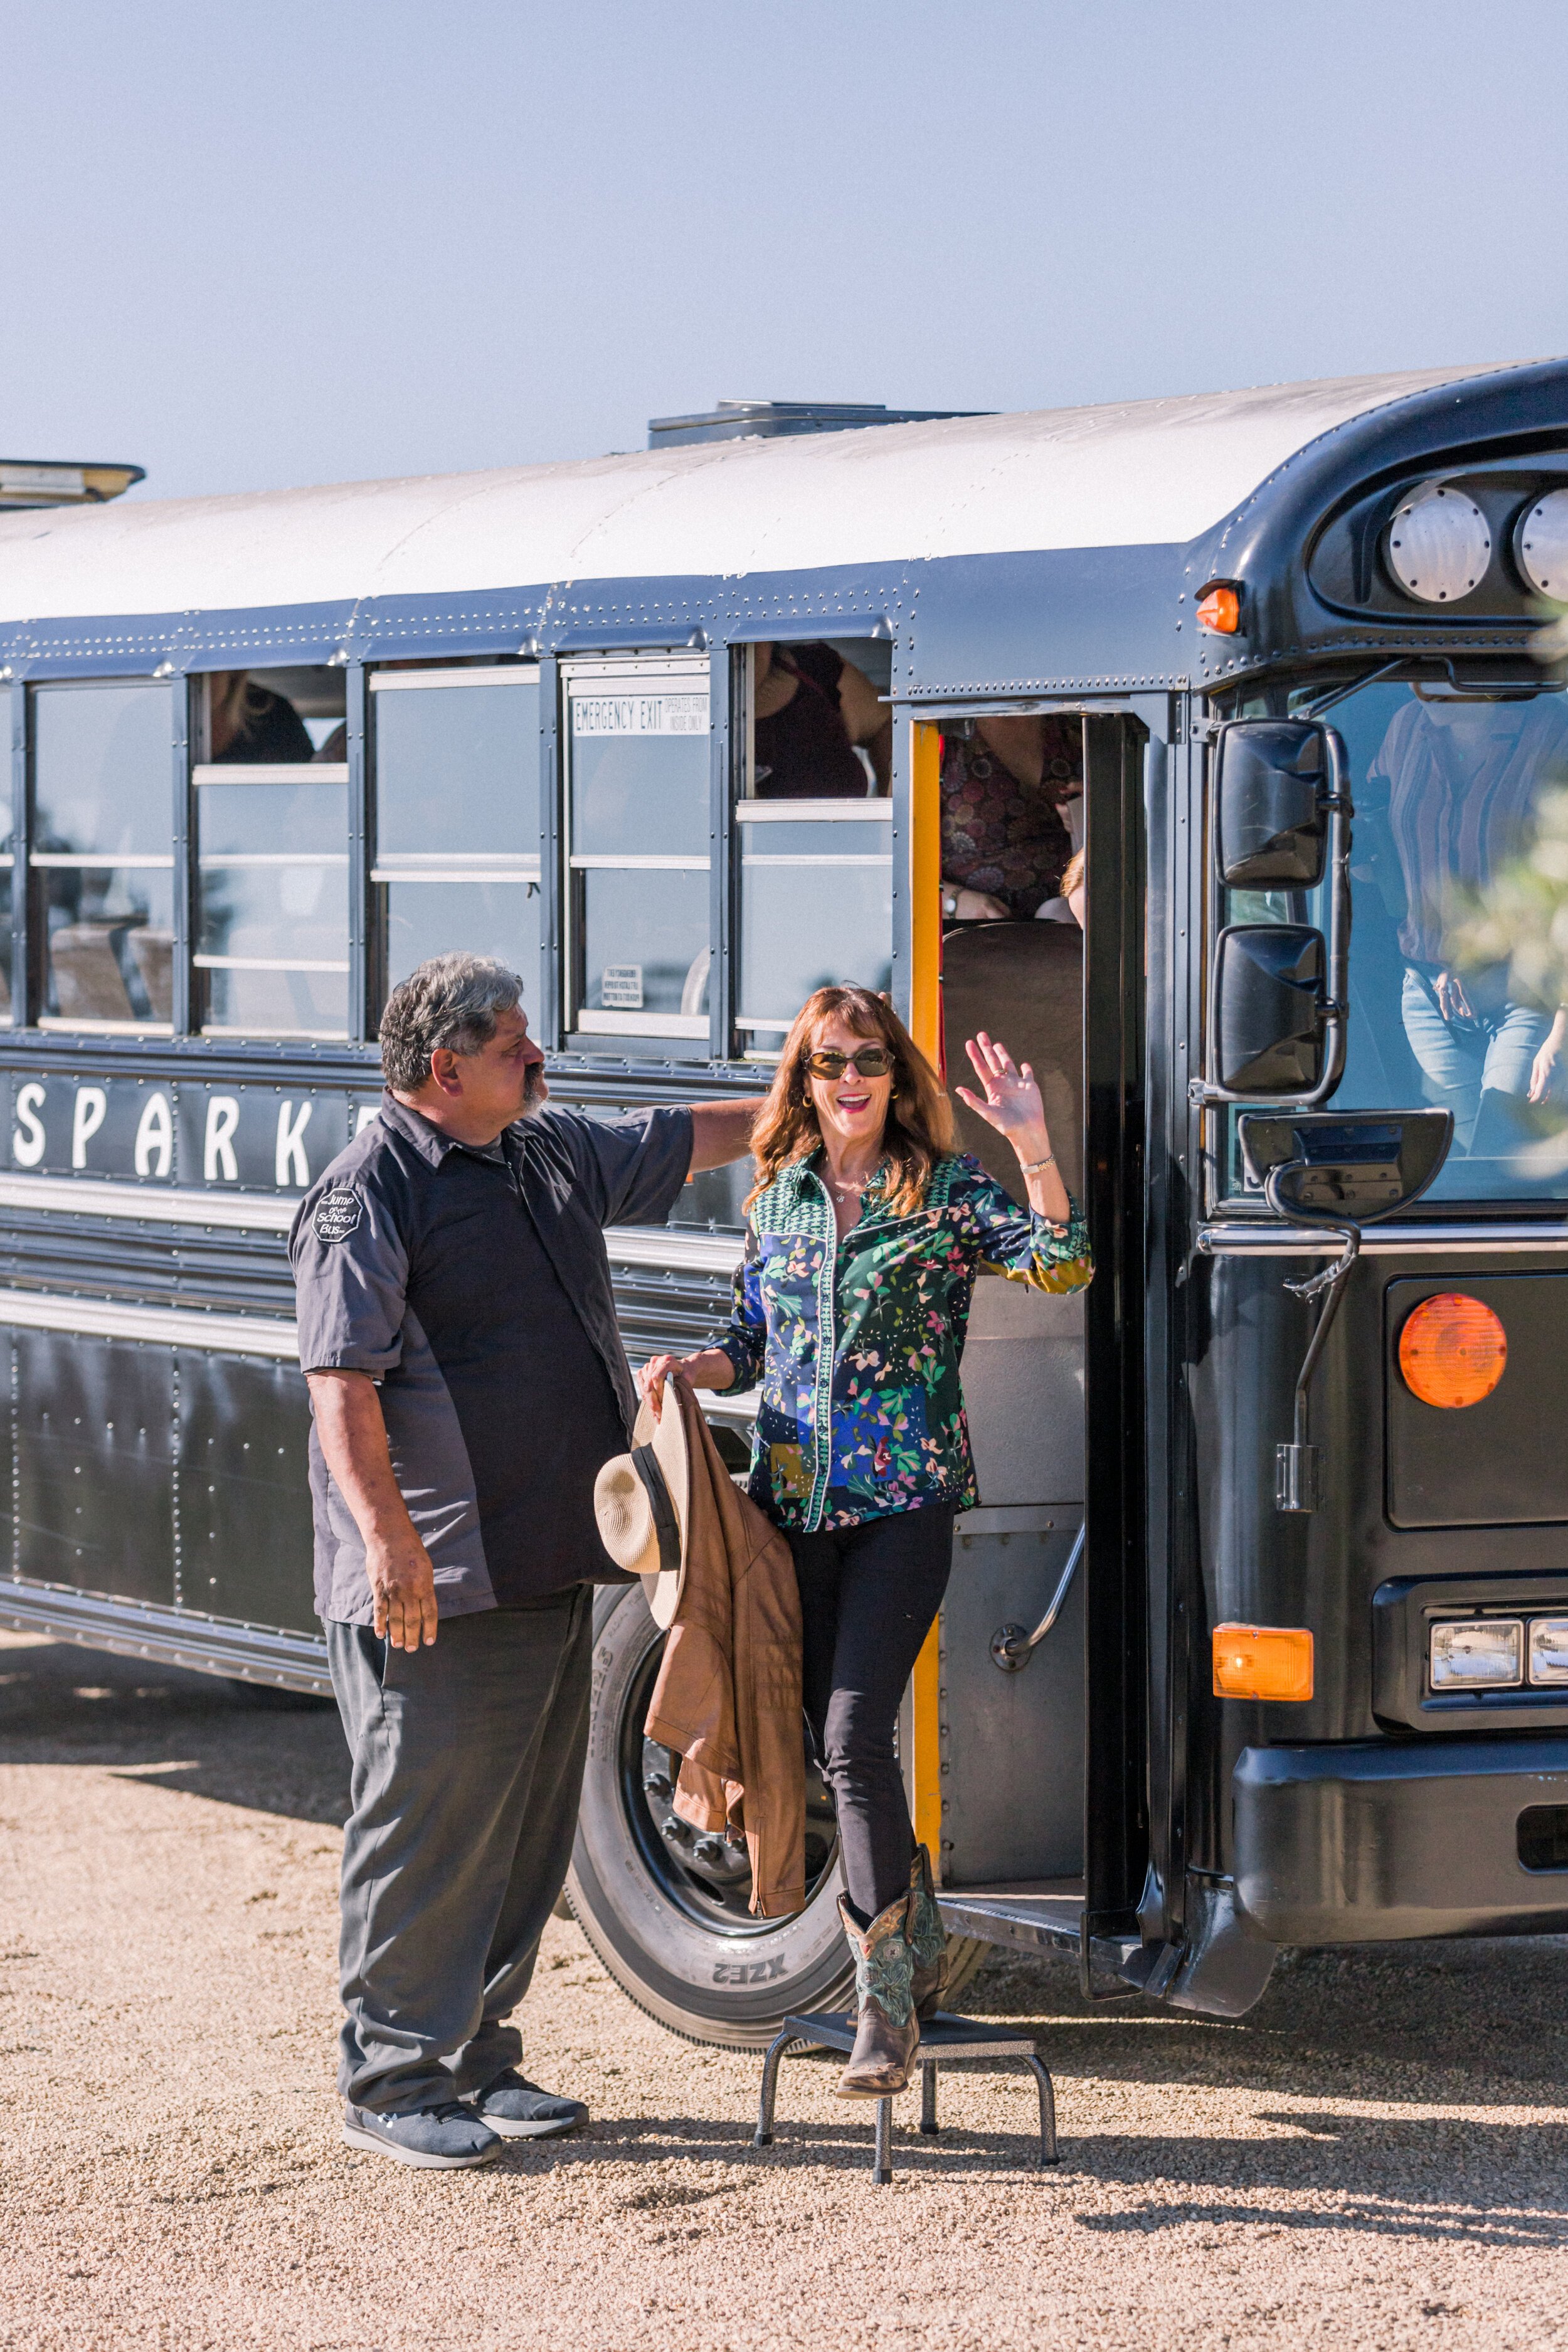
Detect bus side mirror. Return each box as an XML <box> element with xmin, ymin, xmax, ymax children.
<box><xmin>1216</xmin><ymin>719</ymin><xmax>1332</xmax><ymax>887</ymax></box>
<box><xmin>1237</xmin><ymin>1108</ymin><xmax>1454</xmax><ymax>1220</ymax></box>
<box><xmin>1213</xmin><ymin>924</ymin><xmax>1327</xmax><ymax>1094</ymax></box>
<box><xmin>1235</xmin><ymin>1108</ymin><xmax>1454</xmax><ymax>1514</ymax></box>
<box><xmin>1192</xmin><ymin>718</ymin><xmax>1353</xmax><ymax>1109</ymax></box>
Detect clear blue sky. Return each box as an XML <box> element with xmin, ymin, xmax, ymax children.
<box><xmin>4</xmin><ymin>0</ymin><xmax>1565</xmax><ymax>501</ymax></box>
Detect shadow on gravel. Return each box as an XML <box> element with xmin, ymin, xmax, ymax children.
<box><xmin>1079</xmin><ymin>2195</ymin><xmax>1568</xmax><ymax>2247</ymax></box>
<box><xmin>0</xmin><ymin>1636</ymin><xmax>349</xmax><ymax>1827</ymax></box>
<box><xmin>960</xmin><ymin>1940</ymin><xmax>1568</xmax><ymax>2109</ymax></box>
<box><xmin>504</xmin><ymin>2107</ymin><xmax>1568</xmax><ymax>2237</ymax></box>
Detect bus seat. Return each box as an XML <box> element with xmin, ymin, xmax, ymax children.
<box><xmin>127</xmin><ymin>928</ymin><xmax>175</xmax><ymax>1024</ymax></box>
<box><xmin>941</xmin><ymin>919</ymin><xmax>1083</xmax><ymax>1204</ymax></box>
<box><xmin>48</xmin><ymin>924</ymin><xmax>137</xmax><ymax>1023</ymax></box>
<box><xmin>942</xmin><ymin>920</ymin><xmax>1086</xmax><ymax>1510</ymax></box>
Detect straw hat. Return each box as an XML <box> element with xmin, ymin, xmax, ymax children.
<box><xmin>593</xmin><ymin>1387</ymin><xmax>692</xmax><ymax>1629</ymax></box>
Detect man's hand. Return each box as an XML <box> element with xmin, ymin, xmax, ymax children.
<box><xmin>366</xmin><ymin>1527</ymin><xmax>439</xmax><ymax>1651</ymax></box>
<box><xmin>307</xmin><ymin>1369</ymin><xmax>439</xmax><ymax>1653</ymax></box>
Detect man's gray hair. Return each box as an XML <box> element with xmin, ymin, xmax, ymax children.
<box><xmin>379</xmin><ymin>953</ymin><xmax>524</xmax><ymax>1093</ymax></box>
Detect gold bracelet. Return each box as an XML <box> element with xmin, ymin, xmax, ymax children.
<box><xmin>1019</xmin><ymin>1151</ymin><xmax>1056</xmax><ymax>1175</ymax></box>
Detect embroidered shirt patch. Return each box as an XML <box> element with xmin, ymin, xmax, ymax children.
<box><xmin>313</xmin><ymin>1189</ymin><xmax>363</xmax><ymax>1243</ymax></box>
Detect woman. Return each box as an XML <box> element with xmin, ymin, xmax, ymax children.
<box><xmin>941</xmin><ymin>713</ymin><xmax>1081</xmax><ymax>920</ymax></box>
<box><xmin>753</xmin><ymin>642</ymin><xmax>893</xmax><ymax>797</ymax></box>
<box><xmin>642</xmin><ymin>986</ymin><xmax>1091</xmax><ymax>2095</ymax></box>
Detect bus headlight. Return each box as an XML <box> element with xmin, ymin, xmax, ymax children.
<box><xmin>1385</xmin><ymin>482</ymin><xmax>1492</xmax><ymax>603</ymax></box>
<box><xmin>1528</xmin><ymin>1618</ymin><xmax>1568</xmax><ymax>1685</ymax></box>
<box><xmin>1515</xmin><ymin>488</ymin><xmax>1568</xmax><ymax>600</ymax></box>
<box><xmin>1429</xmin><ymin>1617</ymin><xmax>1522</xmax><ymax>1690</ymax></box>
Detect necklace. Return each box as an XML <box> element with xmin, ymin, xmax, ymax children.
<box><xmin>824</xmin><ymin>1157</ymin><xmax>882</xmax><ymax>1199</ymax></box>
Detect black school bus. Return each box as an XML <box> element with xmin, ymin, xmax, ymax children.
<box><xmin>3</xmin><ymin>364</ymin><xmax>1567</xmax><ymax>2040</ymax></box>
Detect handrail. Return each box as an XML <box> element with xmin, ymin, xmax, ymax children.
<box><xmin>990</xmin><ymin>1523</ymin><xmax>1085</xmax><ymax>1672</ymax></box>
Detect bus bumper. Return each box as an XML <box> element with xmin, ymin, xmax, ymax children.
<box><xmin>1233</xmin><ymin>1737</ymin><xmax>1568</xmax><ymax>1942</ymax></box>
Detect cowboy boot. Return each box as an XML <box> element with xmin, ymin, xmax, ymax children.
<box><xmin>836</xmin><ymin>1891</ymin><xmax>919</xmax><ymax>2097</ymax></box>
<box><xmin>906</xmin><ymin>1843</ymin><xmax>949</xmax><ymax>2021</ymax></box>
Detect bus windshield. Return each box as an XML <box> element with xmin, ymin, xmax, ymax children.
<box><xmin>1229</xmin><ymin>675</ymin><xmax>1568</xmax><ymax>1204</ymax></box>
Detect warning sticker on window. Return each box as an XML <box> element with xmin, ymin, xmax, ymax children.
<box><xmin>600</xmin><ymin>965</ymin><xmax>645</xmax><ymax>1010</ymax></box>
<box><xmin>571</xmin><ymin>693</ymin><xmax>707</xmax><ymax>737</ymax></box>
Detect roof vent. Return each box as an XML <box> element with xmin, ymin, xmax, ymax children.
<box><xmin>647</xmin><ymin>400</ymin><xmax>988</xmax><ymax>451</ymax></box>
<box><xmin>0</xmin><ymin>459</ymin><xmax>145</xmax><ymax>511</ymax></box>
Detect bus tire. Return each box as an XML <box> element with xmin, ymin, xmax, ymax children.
<box><xmin>566</xmin><ymin>1581</ymin><xmax>992</xmax><ymax>2047</ymax></box>
<box><xmin>566</xmin><ymin>1582</ymin><xmax>854</xmax><ymax>2047</ymax></box>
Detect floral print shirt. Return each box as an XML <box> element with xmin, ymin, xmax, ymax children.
<box><xmin>716</xmin><ymin>1151</ymin><xmax>1093</xmax><ymax>1533</ymax></box>
<box><xmin>940</xmin><ymin>721</ymin><xmax>1082</xmax><ymax>921</ymax></box>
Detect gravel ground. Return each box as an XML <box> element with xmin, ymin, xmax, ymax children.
<box><xmin>3</xmin><ymin>1628</ymin><xmax>1568</xmax><ymax>2351</ymax></box>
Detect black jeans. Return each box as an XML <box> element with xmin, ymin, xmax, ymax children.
<box><xmin>787</xmin><ymin>1503</ymin><xmax>955</xmax><ymax>1923</ymax></box>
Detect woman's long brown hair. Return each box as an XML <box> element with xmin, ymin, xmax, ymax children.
<box><xmin>744</xmin><ymin>986</ymin><xmax>956</xmax><ymax>1219</ymax></box>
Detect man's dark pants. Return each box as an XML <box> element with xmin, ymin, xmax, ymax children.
<box><xmin>327</xmin><ymin>1587</ymin><xmax>593</xmax><ymax>2115</ymax></box>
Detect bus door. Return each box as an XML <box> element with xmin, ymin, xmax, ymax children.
<box><xmin>916</xmin><ymin>707</ymin><xmax>1151</xmax><ymax>1981</ymax></box>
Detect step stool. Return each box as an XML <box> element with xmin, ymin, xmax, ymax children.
<box><xmin>753</xmin><ymin>2010</ymin><xmax>1057</xmax><ymax>2186</ymax></box>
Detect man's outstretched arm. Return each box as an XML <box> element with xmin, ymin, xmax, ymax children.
<box><xmin>686</xmin><ymin>1097</ymin><xmax>765</xmax><ymax>1173</ymax></box>
<box><xmin>307</xmin><ymin>1369</ymin><xmax>438</xmax><ymax>1652</ymax></box>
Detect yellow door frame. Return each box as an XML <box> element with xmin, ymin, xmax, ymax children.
<box><xmin>908</xmin><ymin>719</ymin><xmax>945</xmax><ymax>1874</ymax></box>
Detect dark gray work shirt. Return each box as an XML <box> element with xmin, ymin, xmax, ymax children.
<box><xmin>289</xmin><ymin>1090</ymin><xmax>693</xmax><ymax>1624</ymax></box>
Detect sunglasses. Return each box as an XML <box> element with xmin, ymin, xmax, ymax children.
<box><xmin>803</xmin><ymin>1046</ymin><xmax>894</xmax><ymax>1080</ymax></box>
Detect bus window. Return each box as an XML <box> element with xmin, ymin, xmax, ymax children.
<box><xmin>563</xmin><ymin>657</ymin><xmax>711</xmax><ymax>1049</ymax></box>
<box><xmin>1231</xmin><ymin>675</ymin><xmax>1568</xmax><ymax>1202</ymax></box>
<box><xmin>751</xmin><ymin>640</ymin><xmax>891</xmax><ymax>798</ymax></box>
<box><xmin>369</xmin><ymin>665</ymin><xmax>541</xmax><ymax>1005</ymax></box>
<box><xmin>31</xmin><ymin>681</ymin><xmax>174</xmax><ymax>1032</ymax></box>
<box><xmin>193</xmin><ymin>665</ymin><xmax>347</xmax><ymax>1039</ymax></box>
<box><xmin>734</xmin><ymin>802</ymin><xmax>893</xmax><ymax>1051</ymax></box>
<box><xmin>735</xmin><ymin>640</ymin><xmax>893</xmax><ymax>1054</ymax></box>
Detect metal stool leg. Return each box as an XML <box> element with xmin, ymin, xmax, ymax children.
<box><xmin>872</xmin><ymin>2095</ymin><xmax>893</xmax><ymax>2185</ymax></box>
<box><xmin>754</xmin><ymin>2030</ymin><xmax>795</xmax><ymax>2148</ymax></box>
<box><xmin>919</xmin><ymin>2060</ymin><xmax>939</xmax><ymax>2136</ymax></box>
<box><xmin>1024</xmin><ymin>2055</ymin><xmax>1058</xmax><ymax>2166</ymax></box>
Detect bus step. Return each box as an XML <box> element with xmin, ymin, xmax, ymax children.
<box><xmin>936</xmin><ymin>1880</ymin><xmax>1086</xmax><ymax>1959</ymax></box>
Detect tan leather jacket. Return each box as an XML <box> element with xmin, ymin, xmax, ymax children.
<box><xmin>642</xmin><ymin>1383</ymin><xmax>805</xmax><ymax>1917</ymax></box>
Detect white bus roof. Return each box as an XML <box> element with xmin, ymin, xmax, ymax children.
<box><xmin>0</xmin><ymin>364</ymin><xmax>1525</xmax><ymax>623</ymax></box>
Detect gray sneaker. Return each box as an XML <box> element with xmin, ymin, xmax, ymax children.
<box><xmin>342</xmin><ymin>2100</ymin><xmax>502</xmax><ymax>2169</ymax></box>
<box><xmin>469</xmin><ymin>2069</ymin><xmax>588</xmax><ymax>2140</ymax></box>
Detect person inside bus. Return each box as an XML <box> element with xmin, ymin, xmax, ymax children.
<box><xmin>1371</xmin><ymin>689</ymin><xmax>1568</xmax><ymax>1160</ymax></box>
<box><xmin>1036</xmin><ymin>845</ymin><xmax>1087</xmax><ymax>929</ymax></box>
<box><xmin>208</xmin><ymin>669</ymin><xmax>315</xmax><ymax>764</ymax></box>
<box><xmin>753</xmin><ymin>642</ymin><xmax>891</xmax><ymax>796</ymax></box>
<box><xmin>640</xmin><ymin>987</ymin><xmax>1091</xmax><ymax>2098</ymax></box>
<box><xmin>940</xmin><ymin>714</ymin><xmax>1082</xmax><ymax>921</ymax></box>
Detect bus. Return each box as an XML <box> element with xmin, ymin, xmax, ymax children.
<box><xmin>2</xmin><ymin>360</ymin><xmax>1567</xmax><ymax>2044</ymax></box>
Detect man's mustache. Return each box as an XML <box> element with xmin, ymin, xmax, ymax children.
<box><xmin>521</xmin><ymin>1061</ymin><xmax>549</xmax><ymax>1116</ymax></box>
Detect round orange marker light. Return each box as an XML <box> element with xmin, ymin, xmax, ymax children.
<box><xmin>1398</xmin><ymin>1293</ymin><xmax>1507</xmax><ymax>1409</ymax></box>
<box><xmin>1196</xmin><ymin>583</ymin><xmax>1241</xmax><ymax>633</ymax></box>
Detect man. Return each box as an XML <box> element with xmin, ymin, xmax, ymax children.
<box><xmin>290</xmin><ymin>953</ymin><xmax>760</xmax><ymax>2171</ymax></box>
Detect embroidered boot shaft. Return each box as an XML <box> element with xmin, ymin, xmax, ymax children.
<box><xmin>836</xmin><ymin>1891</ymin><xmax>920</xmax><ymax>2097</ymax></box>
<box><xmin>906</xmin><ymin>1843</ymin><xmax>948</xmax><ymax>2021</ymax></box>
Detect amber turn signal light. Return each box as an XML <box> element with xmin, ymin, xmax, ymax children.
<box><xmin>1212</xmin><ymin>1623</ymin><xmax>1314</xmax><ymax>1702</ymax></box>
<box><xmin>1196</xmin><ymin>581</ymin><xmax>1241</xmax><ymax>633</ymax></box>
<box><xmin>1398</xmin><ymin>1291</ymin><xmax>1507</xmax><ymax>1409</ymax></box>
